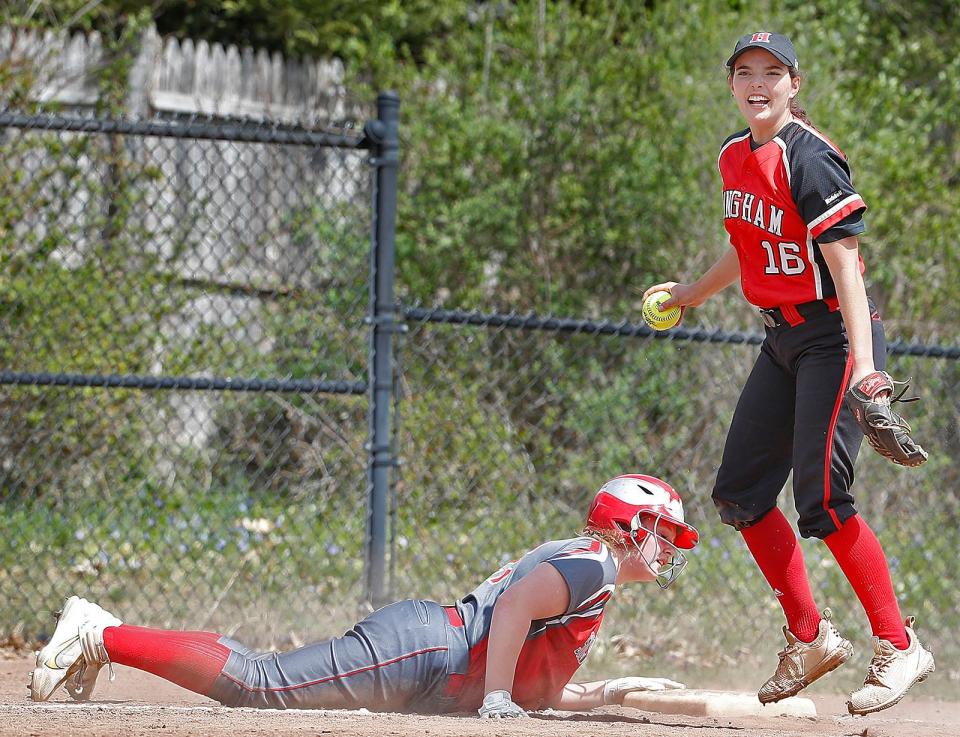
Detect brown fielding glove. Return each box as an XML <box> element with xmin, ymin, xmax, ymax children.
<box><xmin>845</xmin><ymin>371</ymin><xmax>928</xmax><ymax>467</ymax></box>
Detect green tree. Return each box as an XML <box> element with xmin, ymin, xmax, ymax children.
<box><xmin>1</xmin><ymin>0</ymin><xmax>469</xmax><ymax>65</ymax></box>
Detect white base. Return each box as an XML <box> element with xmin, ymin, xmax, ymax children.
<box><xmin>623</xmin><ymin>689</ymin><xmax>816</xmax><ymax>718</ymax></box>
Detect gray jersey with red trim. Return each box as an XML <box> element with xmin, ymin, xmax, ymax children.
<box><xmin>456</xmin><ymin>536</ymin><xmax>618</xmax><ymax>648</ymax></box>
<box><xmin>450</xmin><ymin>536</ymin><xmax>619</xmax><ymax>709</ymax></box>
<box><xmin>206</xmin><ymin>537</ymin><xmax>619</xmax><ymax>713</ymax></box>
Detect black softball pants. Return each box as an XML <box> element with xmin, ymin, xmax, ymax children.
<box><xmin>711</xmin><ymin>303</ymin><xmax>886</xmax><ymax>539</ymax></box>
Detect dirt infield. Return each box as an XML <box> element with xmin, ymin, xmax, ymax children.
<box><xmin>1</xmin><ymin>654</ymin><xmax>957</xmax><ymax>737</ymax></box>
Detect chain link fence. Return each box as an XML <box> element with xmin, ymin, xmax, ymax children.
<box><xmin>0</xmin><ymin>108</ymin><xmax>378</xmax><ymax>647</ymax></box>
<box><xmin>2</xmin><ymin>95</ymin><xmax>958</xmax><ymax>697</ymax></box>
<box><xmin>391</xmin><ymin>308</ymin><xmax>960</xmax><ymax>693</ymax></box>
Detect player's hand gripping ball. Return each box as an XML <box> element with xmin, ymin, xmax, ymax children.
<box><xmin>642</xmin><ymin>290</ymin><xmax>682</xmax><ymax>331</ymax></box>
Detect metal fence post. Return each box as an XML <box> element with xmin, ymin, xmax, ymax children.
<box><xmin>364</xmin><ymin>91</ymin><xmax>400</xmax><ymax>608</ymax></box>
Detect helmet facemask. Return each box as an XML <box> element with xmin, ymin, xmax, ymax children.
<box><xmin>627</xmin><ymin>512</ymin><xmax>689</xmax><ymax>588</ymax></box>
<box><xmin>586</xmin><ymin>474</ymin><xmax>699</xmax><ymax>585</ymax></box>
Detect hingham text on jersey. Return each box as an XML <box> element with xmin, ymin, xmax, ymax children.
<box><xmin>723</xmin><ymin>190</ymin><xmax>784</xmax><ymax>236</ymax></box>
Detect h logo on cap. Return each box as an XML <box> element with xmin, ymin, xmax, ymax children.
<box><xmin>750</xmin><ymin>32</ymin><xmax>771</xmax><ymax>43</ymax></box>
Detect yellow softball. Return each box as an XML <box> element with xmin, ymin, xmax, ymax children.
<box><xmin>642</xmin><ymin>290</ymin><xmax>682</xmax><ymax>331</ymax></box>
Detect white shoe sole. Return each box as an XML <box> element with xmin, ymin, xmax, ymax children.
<box><xmin>29</xmin><ymin>597</ymin><xmax>85</xmax><ymax>702</ymax></box>
<box><xmin>759</xmin><ymin>639</ymin><xmax>854</xmax><ymax>704</ymax></box>
<box><xmin>846</xmin><ymin>653</ymin><xmax>936</xmax><ymax>715</ymax></box>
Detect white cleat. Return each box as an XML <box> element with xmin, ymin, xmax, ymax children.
<box><xmin>758</xmin><ymin>608</ymin><xmax>853</xmax><ymax>704</ymax></box>
<box><xmin>29</xmin><ymin>596</ymin><xmax>121</xmax><ymax>702</ymax></box>
<box><xmin>847</xmin><ymin>617</ymin><xmax>935</xmax><ymax>715</ymax></box>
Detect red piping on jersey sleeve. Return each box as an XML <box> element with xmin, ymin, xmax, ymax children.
<box><xmin>810</xmin><ymin>197</ymin><xmax>866</xmax><ymax>239</ymax></box>
<box><xmin>575</xmin><ymin>589</ymin><xmax>612</xmax><ymax>613</ymax></box>
<box><xmin>556</xmin><ymin>540</ymin><xmax>602</xmax><ymax>558</ymax></box>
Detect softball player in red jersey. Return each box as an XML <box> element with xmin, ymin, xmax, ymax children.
<box><xmin>645</xmin><ymin>32</ymin><xmax>934</xmax><ymax>715</ymax></box>
<box><xmin>30</xmin><ymin>475</ymin><xmax>698</xmax><ymax>718</ymax></box>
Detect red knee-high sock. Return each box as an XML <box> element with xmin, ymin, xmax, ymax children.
<box><xmin>824</xmin><ymin>514</ymin><xmax>908</xmax><ymax>649</ymax></box>
<box><xmin>740</xmin><ymin>508</ymin><xmax>821</xmax><ymax>643</ymax></box>
<box><xmin>103</xmin><ymin>625</ymin><xmax>232</xmax><ymax>696</ymax></box>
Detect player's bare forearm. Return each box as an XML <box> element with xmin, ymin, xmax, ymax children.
<box><xmin>483</xmin><ymin>598</ymin><xmax>531</xmax><ymax>694</ymax></box>
<box><xmin>553</xmin><ymin>676</ymin><xmax>688</xmax><ymax>710</ymax></box>
<box><xmin>820</xmin><ymin>236</ymin><xmax>875</xmax><ymax>384</ymax></box>
<box><xmin>482</xmin><ymin>563</ymin><xmax>570</xmax><ymax>697</ymax></box>
<box><xmin>690</xmin><ymin>246</ymin><xmax>741</xmax><ymax>304</ymax></box>
<box><xmin>647</xmin><ymin>247</ymin><xmax>741</xmax><ymax>310</ymax></box>
<box><xmin>553</xmin><ymin>680</ymin><xmax>606</xmax><ymax>710</ymax></box>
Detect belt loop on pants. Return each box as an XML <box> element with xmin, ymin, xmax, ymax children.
<box><xmin>759</xmin><ymin>308</ymin><xmax>781</xmax><ymax>328</ymax></box>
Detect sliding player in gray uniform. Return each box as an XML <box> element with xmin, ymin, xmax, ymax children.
<box><xmin>29</xmin><ymin>474</ymin><xmax>698</xmax><ymax>717</ymax></box>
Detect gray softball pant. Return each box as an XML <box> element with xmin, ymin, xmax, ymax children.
<box><xmin>205</xmin><ymin>599</ymin><xmax>470</xmax><ymax>713</ymax></box>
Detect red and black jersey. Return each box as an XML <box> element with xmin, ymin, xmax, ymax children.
<box><xmin>718</xmin><ymin>120</ymin><xmax>867</xmax><ymax>309</ymax></box>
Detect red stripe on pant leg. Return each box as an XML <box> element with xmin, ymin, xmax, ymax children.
<box><xmin>103</xmin><ymin>624</ymin><xmax>231</xmax><ymax>697</ymax></box>
<box><xmin>823</xmin><ymin>354</ymin><xmax>853</xmax><ymax>529</ymax></box>
<box><xmin>220</xmin><ymin>646</ymin><xmax>449</xmax><ymax>693</ymax></box>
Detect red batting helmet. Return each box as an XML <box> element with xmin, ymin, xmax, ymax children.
<box><xmin>586</xmin><ymin>474</ymin><xmax>699</xmax><ymax>587</ymax></box>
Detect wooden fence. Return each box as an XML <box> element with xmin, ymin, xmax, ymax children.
<box><xmin>0</xmin><ymin>24</ymin><xmax>368</xmax><ymax>453</ymax></box>
<box><xmin>0</xmin><ymin>23</ymin><xmax>351</xmax><ymax>121</ymax></box>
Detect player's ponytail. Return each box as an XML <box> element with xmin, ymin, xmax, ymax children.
<box><xmin>788</xmin><ymin>68</ymin><xmax>814</xmax><ymax>127</ymax></box>
<box><xmin>789</xmin><ymin>99</ymin><xmax>811</xmax><ymax>125</ymax></box>
<box><xmin>581</xmin><ymin>525</ymin><xmax>628</xmax><ymax>552</ymax></box>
